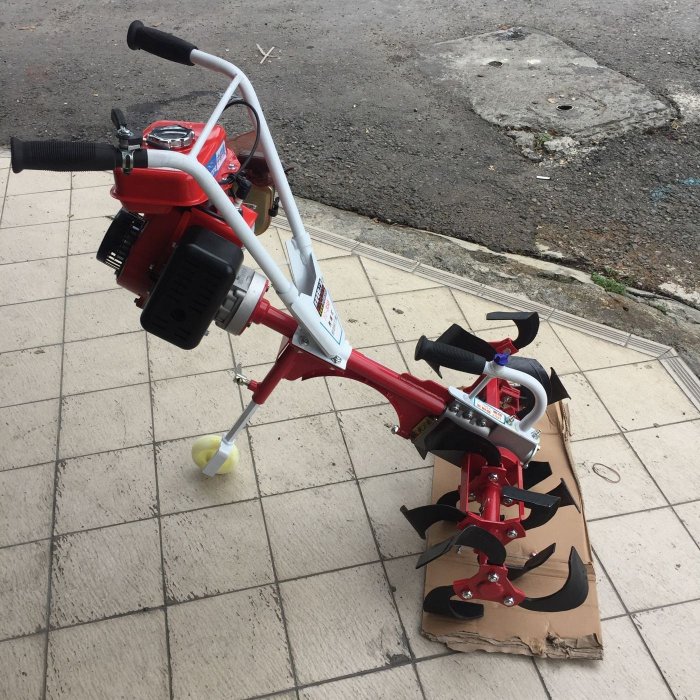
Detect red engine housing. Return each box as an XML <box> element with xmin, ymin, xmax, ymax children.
<box><xmin>107</xmin><ymin>121</ymin><xmax>257</xmax><ymax>305</ymax></box>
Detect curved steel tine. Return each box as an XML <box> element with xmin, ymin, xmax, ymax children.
<box><xmin>522</xmin><ymin>460</ymin><xmax>552</xmax><ymax>490</ymax></box>
<box><xmin>548</xmin><ymin>368</ymin><xmax>570</xmax><ymax>403</ymax></box>
<box><xmin>436</xmin><ymin>489</ymin><xmax>460</xmax><ymax>507</ymax></box>
<box><xmin>423</xmin><ymin>585</ymin><xmax>485</xmax><ymax>620</ymax></box>
<box><xmin>520</xmin><ymin>547</ymin><xmax>590</xmax><ymax>612</ymax></box>
<box><xmin>485</xmin><ymin>311</ymin><xmax>539</xmax><ymax>349</ymax></box>
<box><xmin>416</xmin><ymin>524</ymin><xmax>507</xmax><ymax>569</ymax></box>
<box><xmin>507</xmin><ymin>543</ymin><xmax>557</xmax><ymax>581</ymax></box>
<box><xmin>400</xmin><ymin>503</ymin><xmax>467</xmax><ymax>539</ymax></box>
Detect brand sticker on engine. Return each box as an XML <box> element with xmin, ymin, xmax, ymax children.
<box><xmin>312</xmin><ymin>277</ymin><xmax>342</xmax><ymax>344</ymax></box>
<box><xmin>474</xmin><ymin>398</ymin><xmax>508</xmax><ymax>425</ymax></box>
<box><xmin>205</xmin><ymin>141</ymin><xmax>227</xmax><ymax>176</ymax></box>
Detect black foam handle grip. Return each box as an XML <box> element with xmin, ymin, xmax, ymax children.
<box><xmin>127</xmin><ymin>20</ymin><xmax>197</xmax><ymax>65</ymax></box>
<box><xmin>11</xmin><ymin>138</ymin><xmax>122</xmax><ymax>174</ymax></box>
<box><xmin>415</xmin><ymin>336</ymin><xmax>487</xmax><ymax>375</ymax></box>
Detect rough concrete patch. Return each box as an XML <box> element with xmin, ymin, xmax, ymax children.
<box><xmin>669</xmin><ymin>91</ymin><xmax>700</xmax><ymax>124</ymax></box>
<box><xmin>419</xmin><ymin>27</ymin><xmax>674</xmax><ymax>142</ymax></box>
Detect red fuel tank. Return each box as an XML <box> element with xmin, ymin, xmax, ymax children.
<box><xmin>112</xmin><ymin>121</ymin><xmax>241</xmax><ymax>213</ymax></box>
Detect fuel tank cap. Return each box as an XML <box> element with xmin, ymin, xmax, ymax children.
<box><xmin>146</xmin><ymin>124</ymin><xmax>195</xmax><ymax>150</ymax></box>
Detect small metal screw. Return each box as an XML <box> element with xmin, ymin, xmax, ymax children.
<box><xmin>478</xmin><ymin>418</ymin><xmax>488</xmax><ymax>427</ymax></box>
<box><xmin>503</xmin><ymin>596</ymin><xmax>515</xmax><ymax>607</ymax></box>
<box><xmin>332</xmin><ymin>355</ymin><xmax>341</xmax><ymax>364</ymax></box>
<box><xmin>449</xmin><ymin>404</ymin><xmax>460</xmax><ymax>413</ymax></box>
<box><xmin>488</xmin><ymin>473</ymin><xmax>499</xmax><ymax>482</ymax></box>
<box><xmin>460</xmin><ymin>590</ymin><xmax>473</xmax><ymax>600</ymax></box>
<box><xmin>390</xmin><ymin>425</ymin><xmax>400</xmax><ymax>435</ymax></box>
<box><xmin>299</xmin><ymin>336</ymin><xmax>309</xmax><ymax>346</ymax></box>
<box><xmin>507</xmin><ymin>529</ymin><xmax>518</xmax><ymax>539</ymax></box>
<box><xmin>487</xmin><ymin>572</ymin><xmax>500</xmax><ymax>583</ymax></box>
<box><xmin>468</xmin><ymin>492</ymin><xmax>476</xmax><ymax>500</ymax></box>
<box><xmin>503</xmin><ymin>497</ymin><xmax>514</xmax><ymax>506</ymax></box>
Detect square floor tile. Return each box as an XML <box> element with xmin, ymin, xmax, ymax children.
<box><xmin>0</xmin><ymin>297</ymin><xmax>64</xmax><ymax>353</ymax></box>
<box><xmin>281</xmin><ymin>563</ymin><xmax>408</xmax><ymax>684</ymax></box>
<box><xmin>571</xmin><ymin>435</ymin><xmax>666</xmax><ymax>520</ymax></box>
<box><xmin>51</xmin><ymin>519</ymin><xmax>162</xmax><ymax>627</ymax></box>
<box><xmin>151</xmin><ymin>370</ymin><xmax>242</xmax><ymax>442</ymax></box>
<box><xmin>300</xmin><ymin>665</ymin><xmax>423</xmax><ymax>700</ymax></box>
<box><xmin>46</xmin><ymin>610</ymin><xmax>169</xmax><ymax>699</ymax></box>
<box><xmin>420</xmin><ymin>653</ymin><xmax>547</xmax><ymax>699</ymax></box>
<box><xmin>626</xmin><ymin>420</ymin><xmax>700</xmax><ymax>503</ymax></box>
<box><xmin>360</xmin><ymin>468</ymin><xmax>433</xmax><ymax>558</ymax></box>
<box><xmin>553</xmin><ymin>324</ymin><xmax>651</xmax><ymax>371</ymax></box>
<box><xmin>161</xmin><ymin>500</ymin><xmax>273</xmax><ymax>602</ymax></box>
<box><xmin>633</xmin><ymin>600</ymin><xmax>700</xmax><ymax>700</ymax></box>
<box><xmin>62</xmin><ymin>332</ymin><xmax>148</xmax><ymax>395</ymax></box>
<box><xmin>70</xmin><ymin>186</ymin><xmax>119</xmax><ymax>220</ymax></box>
<box><xmin>248</xmin><ymin>226</ymin><xmax>288</xmax><ymax>270</ymax></box>
<box><xmin>168</xmin><ymin>586</ymin><xmax>293</xmax><ymax>699</ymax></box>
<box><xmin>0</xmin><ymin>257</ymin><xmax>66</xmax><ymax>305</ymax></box>
<box><xmin>384</xmin><ymin>556</ymin><xmax>449</xmax><ymax>659</ymax></box>
<box><xmin>0</xmin><ymin>344</ymin><xmax>62</xmax><ymax>407</ymax></box>
<box><xmin>564</xmin><ymin>373</ymin><xmax>619</xmax><ymax>441</ymax></box>
<box><xmin>6</xmin><ymin>170</ymin><xmax>71</xmax><ymax>196</ymax></box>
<box><xmin>71</xmin><ymin>171</ymin><xmax>114</xmax><ymax>189</ymax></box>
<box><xmin>338</xmin><ymin>405</ymin><xmax>429</xmax><ymax>478</ymax></box>
<box><xmin>64</xmin><ymin>288</ymin><xmax>142</xmax><ymax>342</ymax></box>
<box><xmin>0</xmin><ymin>634</ymin><xmax>45</xmax><ymax>700</ymax></box>
<box><xmin>326</xmin><ymin>343</ymin><xmax>406</xmax><ymax>410</ymax></box>
<box><xmin>59</xmin><ymin>384</ymin><xmax>152</xmax><ymax>459</ymax></box>
<box><xmin>335</xmin><ymin>297</ymin><xmax>395</xmax><ymax>348</ymax></box>
<box><xmin>66</xmin><ymin>252</ymin><xmax>120</xmax><ymax>295</ymax></box>
<box><xmin>360</xmin><ymin>256</ymin><xmax>436</xmax><ymax>295</ymax></box>
<box><xmin>0</xmin><ymin>463</ymin><xmax>53</xmax><ymax>546</ymax></box>
<box><xmin>451</xmin><ymin>292</ymin><xmax>515</xmax><ymax>332</ymax></box>
<box><xmin>264</xmin><ymin>481</ymin><xmax>378</xmax><ymax>579</ymax></box>
<box><xmin>535</xmin><ymin>616</ymin><xmax>672</xmax><ymax>699</ymax></box>
<box><xmin>586</xmin><ymin>362</ymin><xmax>699</xmax><ymax>431</ymax></box>
<box><xmin>148</xmin><ymin>330</ymin><xmax>233</xmax><ymax>381</ymax></box>
<box><xmin>589</xmin><ymin>508</ymin><xmax>700</xmax><ymax>612</ymax></box>
<box><xmin>318</xmin><ymin>255</ymin><xmax>374</xmax><ymax>300</ymax></box>
<box><xmin>0</xmin><ymin>541</ymin><xmax>50</xmax><ymax>639</ymax></box>
<box><xmin>248</xmin><ymin>367</ymin><xmax>334</xmax><ymax>426</ymax></box>
<box><xmin>674</xmin><ymin>500</ymin><xmax>700</xmax><ymax>545</ymax></box>
<box><xmin>155</xmin><ymin>434</ymin><xmax>257</xmax><ymax>514</ymax></box>
<box><xmin>0</xmin><ymin>221</ymin><xmax>68</xmax><ymax>263</ymax></box>
<box><xmin>592</xmin><ymin>552</ymin><xmax>625</xmax><ymax>620</ymax></box>
<box><xmin>55</xmin><ymin>445</ymin><xmax>157</xmax><ymax>534</ymax></box>
<box><xmin>249</xmin><ymin>413</ymin><xmax>354</xmax><ymax>495</ymax></box>
<box><xmin>1</xmin><ymin>190</ymin><xmax>71</xmax><ymax>228</ymax></box>
<box><xmin>0</xmin><ymin>398</ymin><xmax>59</xmax><ymax>470</ymax></box>
<box><xmin>377</xmin><ymin>288</ymin><xmax>464</xmax><ymax>342</ymax></box>
<box><xmin>68</xmin><ymin>216</ymin><xmax>111</xmax><ymax>255</ymax></box>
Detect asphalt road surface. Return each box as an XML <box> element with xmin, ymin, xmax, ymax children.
<box><xmin>2</xmin><ymin>1</ymin><xmax>698</xmax><ymax>302</ymax></box>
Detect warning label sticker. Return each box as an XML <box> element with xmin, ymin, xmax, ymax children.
<box><xmin>205</xmin><ymin>141</ymin><xmax>227</xmax><ymax>176</ymax></box>
<box><xmin>312</xmin><ymin>277</ymin><xmax>342</xmax><ymax>345</ymax></box>
<box><xmin>474</xmin><ymin>398</ymin><xmax>507</xmax><ymax>425</ymax></box>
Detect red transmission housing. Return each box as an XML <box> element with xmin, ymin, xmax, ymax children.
<box><xmin>106</xmin><ymin>120</ymin><xmax>257</xmax><ymax>304</ymax></box>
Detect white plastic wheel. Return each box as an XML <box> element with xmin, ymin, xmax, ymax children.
<box><xmin>191</xmin><ymin>435</ymin><xmax>240</xmax><ymax>475</ymax></box>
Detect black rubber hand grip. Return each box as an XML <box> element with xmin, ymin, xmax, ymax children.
<box><xmin>127</xmin><ymin>20</ymin><xmax>197</xmax><ymax>65</ymax></box>
<box><xmin>11</xmin><ymin>138</ymin><xmax>122</xmax><ymax>174</ymax></box>
<box><xmin>415</xmin><ymin>336</ymin><xmax>487</xmax><ymax>375</ymax></box>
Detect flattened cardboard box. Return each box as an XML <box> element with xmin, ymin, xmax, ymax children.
<box><xmin>421</xmin><ymin>402</ymin><xmax>603</xmax><ymax>659</ymax></box>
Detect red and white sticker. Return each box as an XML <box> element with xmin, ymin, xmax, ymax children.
<box><xmin>312</xmin><ymin>277</ymin><xmax>342</xmax><ymax>344</ymax></box>
<box><xmin>474</xmin><ymin>398</ymin><xmax>507</xmax><ymax>425</ymax></box>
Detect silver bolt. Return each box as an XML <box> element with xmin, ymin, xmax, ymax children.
<box><xmin>488</xmin><ymin>473</ymin><xmax>499</xmax><ymax>482</ymax></box>
<box><xmin>507</xmin><ymin>529</ymin><xmax>518</xmax><ymax>539</ymax></box>
<box><xmin>503</xmin><ymin>497</ymin><xmax>514</xmax><ymax>506</ymax></box>
<box><xmin>503</xmin><ymin>596</ymin><xmax>515</xmax><ymax>607</ymax></box>
<box><xmin>468</xmin><ymin>492</ymin><xmax>476</xmax><ymax>500</ymax></box>
<box><xmin>299</xmin><ymin>336</ymin><xmax>309</xmax><ymax>346</ymax></box>
<box><xmin>390</xmin><ymin>425</ymin><xmax>400</xmax><ymax>435</ymax></box>
<box><xmin>449</xmin><ymin>404</ymin><xmax>460</xmax><ymax>413</ymax></box>
<box><xmin>466</xmin><ymin>411</ymin><xmax>474</xmax><ymax>420</ymax></box>
<box><xmin>332</xmin><ymin>355</ymin><xmax>341</xmax><ymax>364</ymax></box>
<box><xmin>460</xmin><ymin>590</ymin><xmax>473</xmax><ymax>600</ymax></box>
<box><xmin>487</xmin><ymin>572</ymin><xmax>500</xmax><ymax>583</ymax></box>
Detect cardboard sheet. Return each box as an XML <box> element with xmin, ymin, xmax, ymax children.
<box><xmin>421</xmin><ymin>403</ymin><xmax>603</xmax><ymax>659</ymax></box>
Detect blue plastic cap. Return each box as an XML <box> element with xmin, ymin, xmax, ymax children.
<box><xmin>494</xmin><ymin>352</ymin><xmax>510</xmax><ymax>366</ymax></box>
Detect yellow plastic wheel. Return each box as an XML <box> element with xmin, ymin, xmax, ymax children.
<box><xmin>191</xmin><ymin>435</ymin><xmax>240</xmax><ymax>475</ymax></box>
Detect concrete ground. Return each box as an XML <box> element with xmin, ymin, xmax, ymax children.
<box><xmin>1</xmin><ymin>2</ymin><xmax>698</xmax><ymax>305</ymax></box>
<box><xmin>1</xmin><ymin>164</ymin><xmax>699</xmax><ymax>699</ymax></box>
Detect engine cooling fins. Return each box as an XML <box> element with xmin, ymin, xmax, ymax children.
<box><xmin>400</xmin><ymin>504</ymin><xmax>467</xmax><ymax>540</ymax></box>
<box><xmin>520</xmin><ymin>547</ymin><xmax>590</xmax><ymax>612</ymax></box>
<box><xmin>423</xmin><ymin>587</ymin><xmax>485</xmax><ymax>620</ymax></box>
<box><xmin>416</xmin><ymin>525</ymin><xmax>507</xmax><ymax>569</ymax></box>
